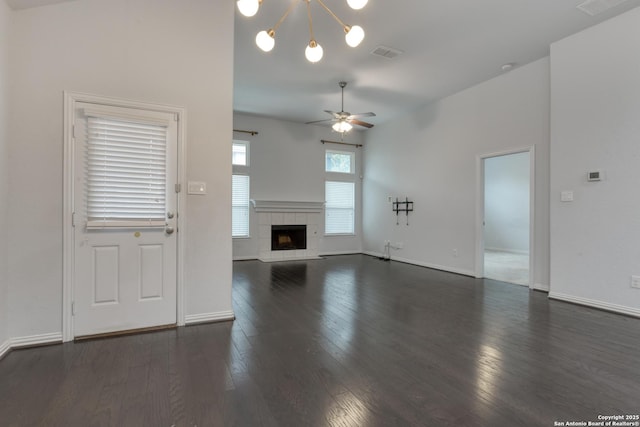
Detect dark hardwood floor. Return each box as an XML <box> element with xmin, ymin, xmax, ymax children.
<box><xmin>1</xmin><ymin>254</ymin><xmax>639</xmax><ymax>426</ymax></box>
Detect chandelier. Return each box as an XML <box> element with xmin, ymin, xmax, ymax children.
<box><xmin>236</xmin><ymin>0</ymin><xmax>369</xmax><ymax>63</ymax></box>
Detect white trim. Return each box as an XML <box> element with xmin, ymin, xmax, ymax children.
<box><xmin>549</xmin><ymin>292</ymin><xmax>640</xmax><ymax>318</ymax></box>
<box><xmin>184</xmin><ymin>311</ymin><xmax>235</xmax><ymax>325</ymax></box>
<box><xmin>251</xmin><ymin>200</ymin><xmax>324</xmax><ymax>213</ymax></box>
<box><xmin>233</xmin><ymin>256</ymin><xmax>259</xmax><ymax>261</ymax></box>
<box><xmin>484</xmin><ymin>247</ymin><xmax>530</xmax><ymax>255</ymax></box>
<box><xmin>533</xmin><ymin>283</ymin><xmax>550</xmax><ymax>292</ymax></box>
<box><xmin>9</xmin><ymin>332</ymin><xmax>63</xmax><ymax>348</ymax></box>
<box><xmin>0</xmin><ymin>339</ymin><xmax>10</xmax><ymax>359</ymax></box>
<box><xmin>362</xmin><ymin>251</ymin><xmax>475</xmax><ymax>277</ymax></box>
<box><xmin>476</xmin><ymin>146</ymin><xmax>536</xmax><ymax>289</ymax></box>
<box><xmin>319</xmin><ymin>251</ymin><xmax>362</xmax><ymax>256</ymax></box>
<box><xmin>62</xmin><ymin>91</ymin><xmax>187</xmax><ymax>340</ymax></box>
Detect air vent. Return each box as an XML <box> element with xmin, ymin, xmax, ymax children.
<box><xmin>576</xmin><ymin>0</ymin><xmax>630</xmax><ymax>16</ymax></box>
<box><xmin>371</xmin><ymin>45</ymin><xmax>404</xmax><ymax>60</ymax></box>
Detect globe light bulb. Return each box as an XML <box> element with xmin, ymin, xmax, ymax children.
<box><xmin>347</xmin><ymin>0</ymin><xmax>368</xmax><ymax>10</ymax></box>
<box><xmin>256</xmin><ymin>30</ymin><xmax>275</xmax><ymax>52</ymax></box>
<box><xmin>332</xmin><ymin>121</ymin><xmax>353</xmax><ymax>133</ymax></box>
<box><xmin>237</xmin><ymin>0</ymin><xmax>260</xmax><ymax>17</ymax></box>
<box><xmin>345</xmin><ymin>25</ymin><xmax>365</xmax><ymax>47</ymax></box>
<box><xmin>305</xmin><ymin>41</ymin><xmax>323</xmax><ymax>63</ymax></box>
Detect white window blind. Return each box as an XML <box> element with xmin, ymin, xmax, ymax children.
<box><xmin>232</xmin><ymin>175</ymin><xmax>250</xmax><ymax>237</ymax></box>
<box><xmin>86</xmin><ymin>116</ymin><xmax>168</xmax><ymax>228</ymax></box>
<box><xmin>325</xmin><ymin>181</ymin><xmax>355</xmax><ymax>235</ymax></box>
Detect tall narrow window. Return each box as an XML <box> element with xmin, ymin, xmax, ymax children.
<box><xmin>86</xmin><ymin>116</ymin><xmax>167</xmax><ymax>228</ymax></box>
<box><xmin>325</xmin><ymin>181</ymin><xmax>355</xmax><ymax>235</ymax></box>
<box><xmin>232</xmin><ymin>175</ymin><xmax>250</xmax><ymax>237</ymax></box>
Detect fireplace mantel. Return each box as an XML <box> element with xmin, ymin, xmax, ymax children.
<box><xmin>250</xmin><ymin>200</ymin><xmax>324</xmax><ymax>213</ymax></box>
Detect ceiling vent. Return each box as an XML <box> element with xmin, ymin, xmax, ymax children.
<box><xmin>576</xmin><ymin>0</ymin><xmax>630</xmax><ymax>16</ymax></box>
<box><xmin>371</xmin><ymin>45</ymin><xmax>404</xmax><ymax>60</ymax></box>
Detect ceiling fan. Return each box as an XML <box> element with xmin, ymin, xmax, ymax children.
<box><xmin>305</xmin><ymin>81</ymin><xmax>376</xmax><ymax>132</ymax></box>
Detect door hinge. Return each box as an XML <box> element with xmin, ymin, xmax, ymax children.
<box><xmin>72</xmin><ymin>212</ymin><xmax>76</xmax><ymax>227</ymax></box>
<box><xmin>71</xmin><ymin>302</ymin><xmax>75</xmax><ymax>316</ymax></box>
<box><xmin>175</xmin><ymin>184</ymin><xmax>181</xmax><ymax>193</ymax></box>
<box><xmin>174</xmin><ymin>113</ymin><xmax>179</xmax><ymax>122</ymax></box>
<box><xmin>72</xmin><ymin>125</ymin><xmax>76</xmax><ymax>139</ymax></box>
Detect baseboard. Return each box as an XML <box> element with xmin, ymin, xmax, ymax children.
<box><xmin>184</xmin><ymin>310</ymin><xmax>235</xmax><ymax>325</ymax></box>
<box><xmin>233</xmin><ymin>256</ymin><xmax>258</xmax><ymax>261</ymax></box>
<box><xmin>10</xmin><ymin>332</ymin><xmax>63</xmax><ymax>349</ymax></box>
<box><xmin>362</xmin><ymin>251</ymin><xmax>475</xmax><ymax>277</ymax></box>
<box><xmin>532</xmin><ymin>283</ymin><xmax>550</xmax><ymax>292</ymax></box>
<box><xmin>319</xmin><ymin>251</ymin><xmax>362</xmax><ymax>257</ymax></box>
<box><xmin>0</xmin><ymin>332</ymin><xmax>63</xmax><ymax>360</ymax></box>
<box><xmin>0</xmin><ymin>339</ymin><xmax>10</xmax><ymax>360</ymax></box>
<box><xmin>485</xmin><ymin>247</ymin><xmax>529</xmax><ymax>255</ymax></box>
<box><xmin>548</xmin><ymin>292</ymin><xmax>640</xmax><ymax>318</ymax></box>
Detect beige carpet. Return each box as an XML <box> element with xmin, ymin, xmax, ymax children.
<box><xmin>484</xmin><ymin>249</ymin><xmax>529</xmax><ymax>286</ymax></box>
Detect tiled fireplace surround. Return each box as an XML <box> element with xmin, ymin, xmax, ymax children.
<box><xmin>252</xmin><ymin>200</ymin><xmax>325</xmax><ymax>262</ymax></box>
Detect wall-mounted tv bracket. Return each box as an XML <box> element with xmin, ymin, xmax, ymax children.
<box><xmin>392</xmin><ymin>197</ymin><xmax>414</xmax><ymax>225</ymax></box>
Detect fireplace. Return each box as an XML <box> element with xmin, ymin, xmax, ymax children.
<box><xmin>271</xmin><ymin>225</ymin><xmax>307</xmax><ymax>251</ymax></box>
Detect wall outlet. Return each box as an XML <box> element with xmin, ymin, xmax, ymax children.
<box><xmin>631</xmin><ymin>276</ymin><xmax>640</xmax><ymax>289</ymax></box>
<box><xmin>453</xmin><ymin>249</ymin><xmax>458</xmax><ymax>257</ymax></box>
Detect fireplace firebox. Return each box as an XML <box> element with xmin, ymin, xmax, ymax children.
<box><xmin>271</xmin><ymin>225</ymin><xmax>307</xmax><ymax>251</ymax></box>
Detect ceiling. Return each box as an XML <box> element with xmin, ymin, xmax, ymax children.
<box><xmin>234</xmin><ymin>0</ymin><xmax>640</xmax><ymax>127</ymax></box>
<box><xmin>6</xmin><ymin>0</ymin><xmax>640</xmax><ymax>128</ymax></box>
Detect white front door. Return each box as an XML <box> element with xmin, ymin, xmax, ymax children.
<box><xmin>73</xmin><ymin>102</ymin><xmax>178</xmax><ymax>337</ymax></box>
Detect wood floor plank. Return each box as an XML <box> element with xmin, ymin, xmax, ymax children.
<box><xmin>1</xmin><ymin>254</ymin><xmax>640</xmax><ymax>426</ymax></box>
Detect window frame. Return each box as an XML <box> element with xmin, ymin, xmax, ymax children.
<box><xmin>325</xmin><ymin>149</ymin><xmax>355</xmax><ymax>175</ymax></box>
<box><xmin>232</xmin><ymin>174</ymin><xmax>251</xmax><ymax>238</ymax></box>
<box><xmin>233</xmin><ymin>140</ymin><xmax>250</xmax><ymax>167</ymax></box>
<box><xmin>324</xmin><ymin>180</ymin><xmax>356</xmax><ymax>236</ymax></box>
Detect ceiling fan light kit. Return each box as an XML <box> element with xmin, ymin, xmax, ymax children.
<box><xmin>306</xmin><ymin>81</ymin><xmax>376</xmax><ymax>134</ymax></box>
<box><xmin>237</xmin><ymin>0</ymin><xmax>368</xmax><ymax>63</ymax></box>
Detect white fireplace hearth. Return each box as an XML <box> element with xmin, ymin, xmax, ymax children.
<box><xmin>251</xmin><ymin>200</ymin><xmax>324</xmax><ymax>262</ymax></box>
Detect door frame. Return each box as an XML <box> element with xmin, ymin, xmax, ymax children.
<box><xmin>475</xmin><ymin>146</ymin><xmax>535</xmax><ymax>288</ymax></box>
<box><xmin>62</xmin><ymin>91</ymin><xmax>187</xmax><ymax>342</ymax></box>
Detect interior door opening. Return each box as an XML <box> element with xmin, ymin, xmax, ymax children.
<box><xmin>482</xmin><ymin>151</ymin><xmax>531</xmax><ymax>287</ymax></box>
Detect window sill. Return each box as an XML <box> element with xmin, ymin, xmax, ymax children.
<box><xmin>324</xmin><ymin>233</ymin><xmax>356</xmax><ymax>237</ymax></box>
<box><xmin>233</xmin><ymin>235</ymin><xmax>251</xmax><ymax>240</ymax></box>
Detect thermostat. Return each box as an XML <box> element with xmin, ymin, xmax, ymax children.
<box><xmin>587</xmin><ymin>171</ymin><xmax>602</xmax><ymax>182</ymax></box>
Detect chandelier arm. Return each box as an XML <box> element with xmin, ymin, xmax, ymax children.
<box><xmin>272</xmin><ymin>0</ymin><xmax>300</xmax><ymax>32</ymax></box>
<box><xmin>316</xmin><ymin>0</ymin><xmax>349</xmax><ymax>31</ymax></box>
<box><xmin>306</xmin><ymin>0</ymin><xmax>316</xmax><ymax>42</ymax></box>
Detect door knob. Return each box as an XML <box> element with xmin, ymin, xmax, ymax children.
<box><xmin>165</xmin><ymin>225</ymin><xmax>175</xmax><ymax>235</ymax></box>
<box><xmin>167</xmin><ymin>211</ymin><xmax>174</xmax><ymax>219</ymax></box>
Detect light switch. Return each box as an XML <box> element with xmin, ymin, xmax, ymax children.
<box><xmin>188</xmin><ymin>181</ymin><xmax>206</xmax><ymax>195</ymax></box>
<box><xmin>560</xmin><ymin>191</ymin><xmax>574</xmax><ymax>202</ymax></box>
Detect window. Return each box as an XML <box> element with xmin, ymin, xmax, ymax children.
<box><xmin>85</xmin><ymin>115</ymin><xmax>168</xmax><ymax>228</ymax></box>
<box><xmin>232</xmin><ymin>175</ymin><xmax>250</xmax><ymax>237</ymax></box>
<box><xmin>325</xmin><ymin>181</ymin><xmax>355</xmax><ymax>235</ymax></box>
<box><xmin>233</xmin><ymin>141</ymin><xmax>249</xmax><ymax>166</ymax></box>
<box><xmin>325</xmin><ymin>150</ymin><xmax>354</xmax><ymax>174</ymax></box>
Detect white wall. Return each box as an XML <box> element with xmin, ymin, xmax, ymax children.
<box><xmin>7</xmin><ymin>0</ymin><xmax>234</xmax><ymax>339</ymax></box>
<box><xmin>550</xmin><ymin>6</ymin><xmax>640</xmax><ymax>316</ymax></box>
<box><xmin>0</xmin><ymin>0</ymin><xmax>10</xmax><ymax>351</ymax></box>
<box><xmin>233</xmin><ymin>113</ymin><xmax>364</xmax><ymax>259</ymax></box>
<box><xmin>484</xmin><ymin>152</ymin><xmax>530</xmax><ymax>253</ymax></box>
<box><xmin>363</xmin><ymin>57</ymin><xmax>550</xmax><ymax>288</ymax></box>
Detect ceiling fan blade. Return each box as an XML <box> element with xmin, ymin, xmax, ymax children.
<box><xmin>348</xmin><ymin>119</ymin><xmax>374</xmax><ymax>128</ymax></box>
<box><xmin>324</xmin><ymin>110</ymin><xmax>341</xmax><ymax>118</ymax></box>
<box><xmin>305</xmin><ymin>118</ymin><xmax>336</xmax><ymax>125</ymax></box>
<box><xmin>348</xmin><ymin>112</ymin><xmax>376</xmax><ymax>119</ymax></box>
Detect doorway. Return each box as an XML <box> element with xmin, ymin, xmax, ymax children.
<box><xmin>63</xmin><ymin>92</ymin><xmax>186</xmax><ymax>341</ymax></box>
<box><xmin>477</xmin><ymin>148</ymin><xmax>533</xmax><ymax>287</ymax></box>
